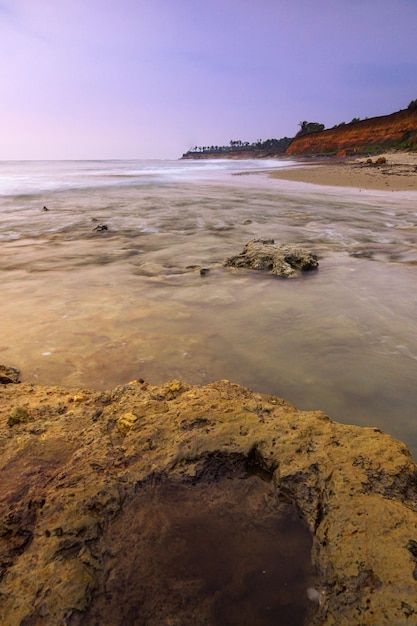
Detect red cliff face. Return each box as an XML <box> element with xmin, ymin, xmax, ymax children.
<box><xmin>286</xmin><ymin>109</ymin><xmax>417</xmax><ymax>156</ymax></box>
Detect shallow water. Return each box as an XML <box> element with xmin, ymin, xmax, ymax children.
<box><xmin>1</xmin><ymin>160</ymin><xmax>417</xmax><ymax>455</ymax></box>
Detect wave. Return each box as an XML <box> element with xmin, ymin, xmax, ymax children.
<box><xmin>0</xmin><ymin>158</ymin><xmax>292</xmax><ymax>197</ymax></box>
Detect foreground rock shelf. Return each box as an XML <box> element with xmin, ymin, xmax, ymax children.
<box><xmin>1</xmin><ymin>377</ymin><xmax>417</xmax><ymax>625</ymax></box>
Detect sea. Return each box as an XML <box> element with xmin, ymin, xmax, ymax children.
<box><xmin>1</xmin><ymin>158</ymin><xmax>417</xmax><ymax>456</ymax></box>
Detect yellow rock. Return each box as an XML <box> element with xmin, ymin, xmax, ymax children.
<box><xmin>8</xmin><ymin>406</ymin><xmax>32</xmax><ymax>427</ymax></box>
<box><xmin>117</xmin><ymin>412</ymin><xmax>138</xmax><ymax>434</ymax></box>
<box><xmin>72</xmin><ymin>394</ymin><xmax>86</xmax><ymax>402</ymax></box>
<box><xmin>2</xmin><ymin>377</ymin><xmax>417</xmax><ymax>625</ymax></box>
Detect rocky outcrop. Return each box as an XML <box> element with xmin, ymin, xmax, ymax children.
<box><xmin>224</xmin><ymin>239</ymin><xmax>319</xmax><ymax>277</ymax></box>
<box><xmin>0</xmin><ymin>365</ymin><xmax>21</xmax><ymax>385</ymax></box>
<box><xmin>2</xmin><ymin>374</ymin><xmax>417</xmax><ymax>624</ymax></box>
<box><xmin>286</xmin><ymin>108</ymin><xmax>417</xmax><ymax>156</ymax></box>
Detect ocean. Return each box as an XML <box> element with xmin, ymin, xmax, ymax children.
<box><xmin>1</xmin><ymin>159</ymin><xmax>417</xmax><ymax>455</ymax></box>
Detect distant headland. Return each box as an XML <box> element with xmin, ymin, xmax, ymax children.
<box><xmin>181</xmin><ymin>137</ymin><xmax>293</xmax><ymax>160</ymax></box>
<box><xmin>181</xmin><ymin>100</ymin><xmax>417</xmax><ymax>159</ymax></box>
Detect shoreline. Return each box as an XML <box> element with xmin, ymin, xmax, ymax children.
<box><xmin>269</xmin><ymin>151</ymin><xmax>417</xmax><ymax>191</ymax></box>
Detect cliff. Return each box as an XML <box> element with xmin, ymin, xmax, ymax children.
<box><xmin>2</xmin><ymin>372</ymin><xmax>417</xmax><ymax>625</ymax></box>
<box><xmin>286</xmin><ymin>108</ymin><xmax>417</xmax><ymax>157</ymax></box>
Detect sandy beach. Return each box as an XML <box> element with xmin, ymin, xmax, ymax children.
<box><xmin>270</xmin><ymin>151</ymin><xmax>417</xmax><ymax>191</ymax></box>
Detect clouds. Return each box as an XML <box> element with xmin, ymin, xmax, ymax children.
<box><xmin>0</xmin><ymin>0</ymin><xmax>416</xmax><ymax>158</ymax></box>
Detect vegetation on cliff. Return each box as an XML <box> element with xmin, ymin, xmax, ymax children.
<box><xmin>295</xmin><ymin>121</ymin><xmax>325</xmax><ymax>137</ymax></box>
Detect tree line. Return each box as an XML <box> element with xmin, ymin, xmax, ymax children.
<box><xmin>184</xmin><ymin>137</ymin><xmax>292</xmax><ymax>156</ymax></box>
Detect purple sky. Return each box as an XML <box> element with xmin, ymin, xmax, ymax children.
<box><xmin>1</xmin><ymin>0</ymin><xmax>416</xmax><ymax>159</ymax></box>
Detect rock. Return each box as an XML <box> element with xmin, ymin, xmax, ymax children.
<box><xmin>42</xmin><ymin>206</ymin><xmax>49</xmax><ymax>212</ymax></box>
<box><xmin>117</xmin><ymin>411</ymin><xmax>138</xmax><ymax>433</ymax></box>
<box><xmin>71</xmin><ymin>393</ymin><xmax>88</xmax><ymax>403</ymax></box>
<box><xmin>1</xmin><ymin>378</ymin><xmax>417</xmax><ymax>625</ymax></box>
<box><xmin>184</xmin><ymin>265</ymin><xmax>210</xmax><ymax>276</ymax></box>
<box><xmin>224</xmin><ymin>239</ymin><xmax>319</xmax><ymax>277</ymax></box>
<box><xmin>93</xmin><ymin>223</ymin><xmax>108</xmax><ymax>232</ymax></box>
<box><xmin>8</xmin><ymin>406</ymin><xmax>33</xmax><ymax>427</ymax></box>
<box><xmin>0</xmin><ymin>364</ymin><xmax>21</xmax><ymax>385</ymax></box>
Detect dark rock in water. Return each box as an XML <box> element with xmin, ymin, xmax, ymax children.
<box><xmin>42</xmin><ymin>206</ymin><xmax>49</xmax><ymax>212</ymax></box>
<box><xmin>350</xmin><ymin>250</ymin><xmax>374</xmax><ymax>259</ymax></box>
<box><xmin>93</xmin><ymin>223</ymin><xmax>108</xmax><ymax>232</ymax></box>
<box><xmin>0</xmin><ymin>364</ymin><xmax>21</xmax><ymax>384</ymax></box>
<box><xmin>224</xmin><ymin>239</ymin><xmax>319</xmax><ymax>277</ymax></box>
<box><xmin>184</xmin><ymin>265</ymin><xmax>211</xmax><ymax>276</ymax></box>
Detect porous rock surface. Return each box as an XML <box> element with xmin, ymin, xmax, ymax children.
<box><xmin>1</xmin><ymin>375</ymin><xmax>417</xmax><ymax>625</ymax></box>
<box><xmin>0</xmin><ymin>365</ymin><xmax>21</xmax><ymax>385</ymax></box>
<box><xmin>224</xmin><ymin>239</ymin><xmax>319</xmax><ymax>277</ymax></box>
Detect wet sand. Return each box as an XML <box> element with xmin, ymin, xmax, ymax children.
<box><xmin>269</xmin><ymin>151</ymin><xmax>417</xmax><ymax>191</ymax></box>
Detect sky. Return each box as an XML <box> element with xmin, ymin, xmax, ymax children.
<box><xmin>0</xmin><ymin>0</ymin><xmax>416</xmax><ymax>159</ymax></box>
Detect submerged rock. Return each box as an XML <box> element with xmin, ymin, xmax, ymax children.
<box><xmin>93</xmin><ymin>223</ymin><xmax>108</xmax><ymax>232</ymax></box>
<box><xmin>1</xmin><ymin>375</ymin><xmax>417</xmax><ymax>625</ymax></box>
<box><xmin>224</xmin><ymin>239</ymin><xmax>319</xmax><ymax>277</ymax></box>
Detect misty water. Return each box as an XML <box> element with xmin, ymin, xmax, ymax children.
<box><xmin>1</xmin><ymin>159</ymin><xmax>417</xmax><ymax>455</ymax></box>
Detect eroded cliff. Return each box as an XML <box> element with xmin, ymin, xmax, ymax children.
<box><xmin>286</xmin><ymin>108</ymin><xmax>417</xmax><ymax>156</ymax></box>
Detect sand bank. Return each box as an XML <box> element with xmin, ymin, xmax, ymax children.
<box><xmin>270</xmin><ymin>151</ymin><xmax>417</xmax><ymax>191</ymax></box>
